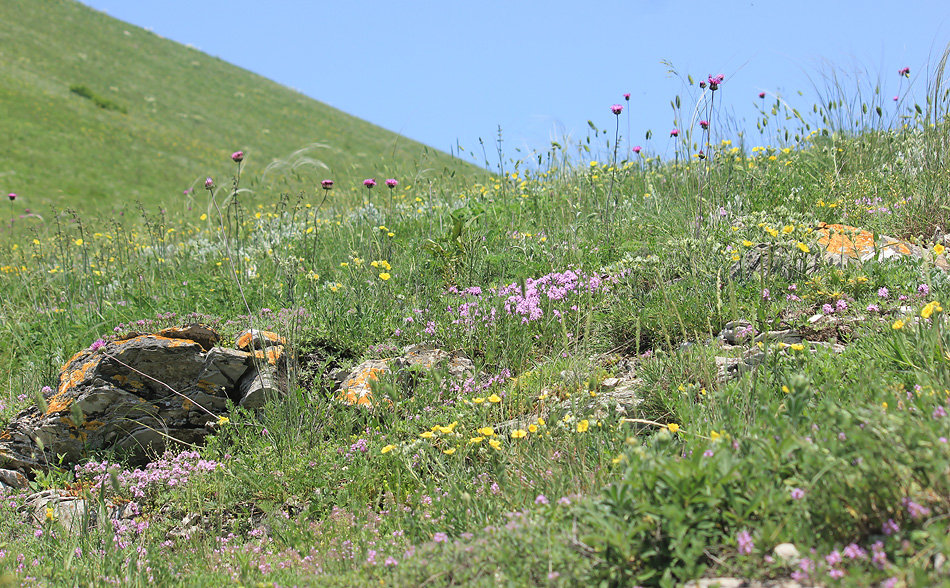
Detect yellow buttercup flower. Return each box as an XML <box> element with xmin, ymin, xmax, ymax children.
<box><xmin>667</xmin><ymin>423</ymin><xmax>680</xmax><ymax>433</ymax></box>
<box><xmin>379</xmin><ymin>272</ymin><xmax>391</xmax><ymax>281</ymax></box>
<box><xmin>488</xmin><ymin>439</ymin><xmax>502</xmax><ymax>450</ymax></box>
<box><xmin>892</xmin><ymin>320</ymin><xmax>905</xmax><ymax>330</ymax></box>
<box><xmin>487</xmin><ymin>394</ymin><xmax>502</xmax><ymax>403</ymax></box>
<box><xmin>528</xmin><ymin>424</ymin><xmax>538</xmax><ymax>433</ymax></box>
<box><xmin>710</xmin><ymin>430</ymin><xmax>721</xmax><ymax>442</ymax></box>
<box><xmin>796</xmin><ymin>242</ymin><xmax>810</xmax><ymax>253</ymax></box>
<box><xmin>420</xmin><ymin>431</ymin><xmax>435</xmax><ymax>439</ymax></box>
<box><xmin>511</xmin><ymin>429</ymin><xmax>528</xmax><ymax>439</ymax></box>
<box><xmin>381</xmin><ymin>444</ymin><xmax>395</xmax><ymax>454</ymax></box>
<box><xmin>576</xmin><ymin>420</ymin><xmax>590</xmax><ymax>433</ymax></box>
<box><xmin>443</xmin><ymin>447</ymin><xmax>456</xmax><ymax>455</ymax></box>
<box><xmin>477</xmin><ymin>426</ymin><xmax>494</xmax><ymax>437</ymax></box>
<box><xmin>468</xmin><ymin>436</ymin><xmax>484</xmax><ymax>444</ymax></box>
<box><xmin>473</xmin><ymin>397</ymin><xmax>485</xmax><ymax>404</ymax></box>
<box><xmin>935</xmin><ymin>243</ymin><xmax>946</xmax><ymax>256</ymax></box>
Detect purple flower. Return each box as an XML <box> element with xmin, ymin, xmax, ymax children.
<box><xmin>535</xmin><ymin>494</ymin><xmax>549</xmax><ymax>505</ymax></box>
<box><xmin>699</xmin><ymin>120</ymin><xmax>709</xmax><ymax>130</ymax></box>
<box><xmin>363</xmin><ymin>178</ymin><xmax>377</xmax><ymax>188</ymax></box>
<box><xmin>321</xmin><ymin>179</ymin><xmax>333</xmax><ymax>190</ymax></box>
<box><xmin>882</xmin><ymin>518</ymin><xmax>899</xmax><ymax>535</ymax></box>
<box><xmin>758</xmin><ymin>92</ymin><xmax>766</xmax><ymax>99</ymax></box>
<box><xmin>737</xmin><ymin>530</ymin><xmax>754</xmax><ymax>555</ymax></box>
<box><xmin>557</xmin><ymin>496</ymin><xmax>571</xmax><ymax>506</ymax></box>
<box><xmin>699</xmin><ymin>81</ymin><xmax>707</xmax><ymax>89</ymax></box>
<box><xmin>893</xmin><ymin>96</ymin><xmax>899</xmax><ymax>102</ymax></box>
<box><xmin>825</xmin><ymin>550</ymin><xmax>842</xmax><ymax>566</ymax></box>
<box><xmin>433</xmin><ymin>532</ymin><xmax>448</xmax><ymax>543</ymax></box>
<box><xmin>903</xmin><ymin>498</ymin><xmax>931</xmax><ymax>520</ymax></box>
<box><xmin>670</xmin><ymin>129</ymin><xmax>679</xmax><ymax>137</ymax></box>
<box><xmin>623</xmin><ymin>93</ymin><xmax>630</xmax><ymax>101</ymax></box>
<box><xmin>836</xmin><ymin>299</ymin><xmax>848</xmax><ymax>312</ymax></box>
<box><xmin>822</xmin><ymin>303</ymin><xmax>834</xmax><ymax>314</ymax></box>
<box><xmin>7</xmin><ymin>193</ymin><xmax>15</xmax><ymax>201</ymax></box>
<box><xmin>790</xmin><ymin>487</ymin><xmax>805</xmax><ymax>500</ymax></box>
<box><xmin>89</xmin><ymin>339</ymin><xmax>107</xmax><ymax>352</ymax></box>
<box><xmin>708</xmin><ymin>74</ymin><xmax>724</xmax><ymax>90</ymax></box>
<box><xmin>632</xmin><ymin>145</ymin><xmax>641</xmax><ymax>154</ymax></box>
<box><xmin>204</xmin><ymin>177</ymin><xmax>215</xmax><ymax>191</ymax></box>
<box><xmin>933</xmin><ymin>405</ymin><xmax>947</xmax><ymax>419</ymax></box>
<box><xmin>918</xmin><ymin>284</ymin><xmax>930</xmax><ymax>295</ymax></box>
<box><xmin>611</xmin><ymin>104</ymin><xmax>623</xmax><ymax>115</ymax></box>
<box><xmin>762</xmin><ymin>288</ymin><xmax>771</xmax><ymax>301</ymax></box>
<box><xmin>842</xmin><ymin>543</ymin><xmax>867</xmax><ymax>560</ymax></box>
<box><xmin>867</xmin><ymin>304</ymin><xmax>880</xmax><ymax>312</ymax></box>
<box><xmin>899</xmin><ymin>67</ymin><xmax>910</xmax><ymax>77</ymax></box>
<box><xmin>878</xmin><ymin>287</ymin><xmax>889</xmax><ymax>299</ymax></box>
<box><xmin>386</xmin><ymin>178</ymin><xmax>398</xmax><ymax>189</ymax></box>
<box><xmin>231</xmin><ymin>151</ymin><xmax>244</xmax><ymax>163</ymax></box>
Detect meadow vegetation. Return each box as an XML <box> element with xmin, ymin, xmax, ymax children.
<box><xmin>2</xmin><ymin>31</ymin><xmax>950</xmax><ymax>588</ymax></box>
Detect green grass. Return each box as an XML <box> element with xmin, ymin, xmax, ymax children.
<box><xmin>4</xmin><ymin>27</ymin><xmax>950</xmax><ymax>588</ymax></box>
<box><xmin>0</xmin><ymin>0</ymin><xmax>483</xmax><ymax>219</ymax></box>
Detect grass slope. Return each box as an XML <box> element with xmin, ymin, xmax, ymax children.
<box><xmin>0</xmin><ymin>0</ymin><xmax>479</xmax><ymax>218</ymax></box>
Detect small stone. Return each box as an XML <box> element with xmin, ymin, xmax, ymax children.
<box><xmin>773</xmin><ymin>542</ymin><xmax>801</xmax><ymax>565</ymax></box>
<box><xmin>601</xmin><ymin>377</ymin><xmax>620</xmax><ymax>389</ymax></box>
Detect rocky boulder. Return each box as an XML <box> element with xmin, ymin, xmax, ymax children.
<box><xmin>0</xmin><ymin>325</ymin><xmax>286</xmax><ymax>486</ymax></box>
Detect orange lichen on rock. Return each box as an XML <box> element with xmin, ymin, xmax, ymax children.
<box><xmin>237</xmin><ymin>330</ymin><xmax>286</xmax><ymax>351</ymax></box>
<box><xmin>339</xmin><ymin>365</ymin><xmax>388</xmax><ymax>407</ymax></box>
<box><xmin>252</xmin><ymin>346</ymin><xmax>284</xmax><ymax>366</ymax></box>
<box><xmin>816</xmin><ymin>222</ymin><xmax>914</xmax><ymax>259</ymax></box>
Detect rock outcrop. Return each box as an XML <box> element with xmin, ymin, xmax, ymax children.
<box><xmin>0</xmin><ymin>325</ymin><xmax>286</xmax><ymax>485</ymax></box>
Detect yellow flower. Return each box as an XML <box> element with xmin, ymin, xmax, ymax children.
<box><xmin>74</xmin><ymin>238</ymin><xmax>84</xmax><ymax>246</ymax></box>
<box><xmin>667</xmin><ymin>423</ymin><xmax>680</xmax><ymax>433</ymax></box>
<box><xmin>340</xmin><ymin>262</ymin><xmax>349</xmax><ymax>268</ymax></box>
<box><xmin>537</xmin><ymin>417</ymin><xmax>545</xmax><ymax>426</ymax></box>
<box><xmin>488</xmin><ymin>439</ymin><xmax>502</xmax><ymax>450</ymax></box>
<box><xmin>782</xmin><ymin>225</ymin><xmax>794</xmax><ymax>234</ymax></box>
<box><xmin>710</xmin><ymin>430</ymin><xmax>721</xmax><ymax>442</ymax></box>
<box><xmin>790</xmin><ymin>343</ymin><xmax>805</xmax><ymax>351</ymax></box>
<box><xmin>435</xmin><ymin>421</ymin><xmax>457</xmax><ymax>434</ymax></box>
<box><xmin>511</xmin><ymin>429</ymin><xmax>528</xmax><ymax>439</ymax></box>
<box><xmin>200</xmin><ymin>214</ymin><xmax>208</xmax><ymax>221</ymax></box>
<box><xmin>443</xmin><ymin>447</ymin><xmax>456</xmax><ymax>455</ymax></box>
<box><xmin>882</xmin><ymin>402</ymin><xmax>888</xmax><ymax>410</ymax></box>
<box><xmin>935</xmin><ymin>243</ymin><xmax>946</xmax><ymax>256</ymax></box>
<box><xmin>45</xmin><ymin>506</ymin><xmax>56</xmax><ymax>521</ymax></box>
<box><xmin>576</xmin><ymin>420</ymin><xmax>589</xmax><ymax>433</ymax></box>
<box><xmin>477</xmin><ymin>426</ymin><xmax>494</xmax><ymax>437</ymax></box>
<box><xmin>420</xmin><ymin>431</ymin><xmax>435</xmax><ymax>439</ymax></box>
<box><xmin>921</xmin><ymin>301</ymin><xmax>943</xmax><ymax>319</ymax></box>
<box><xmin>473</xmin><ymin>397</ymin><xmax>485</xmax><ymax>404</ymax></box>
<box><xmin>892</xmin><ymin>320</ymin><xmax>905</xmax><ymax>330</ymax></box>
<box><xmin>487</xmin><ymin>394</ymin><xmax>501</xmax><ymax>403</ymax></box>
<box><xmin>528</xmin><ymin>424</ymin><xmax>538</xmax><ymax>433</ymax></box>
<box><xmin>381</xmin><ymin>444</ymin><xmax>395</xmax><ymax>454</ymax></box>
<box><xmin>796</xmin><ymin>242</ymin><xmax>810</xmax><ymax>253</ymax></box>
<box><xmin>217</xmin><ymin>416</ymin><xmax>230</xmax><ymax>426</ymax></box>
<box><xmin>781</xmin><ymin>385</ymin><xmax>791</xmax><ymax>394</ymax></box>
<box><xmin>379</xmin><ymin>273</ymin><xmax>391</xmax><ymax>281</ymax></box>
<box><xmin>468</xmin><ymin>436</ymin><xmax>484</xmax><ymax>444</ymax></box>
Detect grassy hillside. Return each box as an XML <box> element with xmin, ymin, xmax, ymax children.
<box><xmin>2</xmin><ymin>24</ymin><xmax>950</xmax><ymax>588</ymax></box>
<box><xmin>0</xmin><ymin>0</ymin><xmax>480</xmax><ymax>219</ymax></box>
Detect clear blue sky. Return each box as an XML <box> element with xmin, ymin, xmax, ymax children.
<box><xmin>78</xmin><ymin>0</ymin><xmax>950</xmax><ymax>165</ymax></box>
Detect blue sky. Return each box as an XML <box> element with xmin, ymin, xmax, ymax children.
<box><xmin>79</xmin><ymin>0</ymin><xmax>950</xmax><ymax>165</ymax></box>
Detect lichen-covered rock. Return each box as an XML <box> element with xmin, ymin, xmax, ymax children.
<box><xmin>0</xmin><ymin>324</ymin><xmax>286</xmax><ymax>478</ymax></box>
<box><xmin>337</xmin><ymin>344</ymin><xmax>475</xmax><ymax>408</ymax></box>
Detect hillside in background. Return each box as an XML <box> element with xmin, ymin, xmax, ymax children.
<box><xmin>0</xmin><ymin>0</ymin><xmax>480</xmax><ymax>219</ymax></box>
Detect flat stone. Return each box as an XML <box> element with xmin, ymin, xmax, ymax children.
<box><xmin>773</xmin><ymin>542</ymin><xmax>801</xmax><ymax>565</ymax></box>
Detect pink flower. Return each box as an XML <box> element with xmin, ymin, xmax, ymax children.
<box><xmin>737</xmin><ymin>530</ymin><xmax>754</xmax><ymax>555</ymax></box>
<box><xmin>611</xmin><ymin>104</ymin><xmax>623</xmax><ymax>115</ymax></box>
<box><xmin>623</xmin><ymin>93</ymin><xmax>630</xmax><ymax>101</ymax></box>
<box><xmin>231</xmin><ymin>151</ymin><xmax>244</xmax><ymax>163</ymax></box>
<box><xmin>893</xmin><ymin>96</ymin><xmax>899</xmax><ymax>102</ymax></box>
<box><xmin>321</xmin><ymin>179</ymin><xmax>333</xmax><ymax>190</ymax></box>
<box><xmin>632</xmin><ymin>146</ymin><xmax>641</xmax><ymax>154</ymax></box>
<box><xmin>790</xmin><ymin>487</ymin><xmax>805</xmax><ymax>500</ymax></box>
<box><xmin>899</xmin><ymin>67</ymin><xmax>910</xmax><ymax>77</ymax></box>
<box><xmin>204</xmin><ymin>177</ymin><xmax>215</xmax><ymax>191</ymax></box>
<box><xmin>386</xmin><ymin>178</ymin><xmax>398</xmax><ymax>189</ymax></box>
<box><xmin>758</xmin><ymin>92</ymin><xmax>766</xmax><ymax>99</ymax></box>
<box><xmin>708</xmin><ymin>74</ymin><xmax>724</xmax><ymax>90</ymax></box>
<box><xmin>535</xmin><ymin>494</ymin><xmax>549</xmax><ymax>505</ymax></box>
<box><xmin>699</xmin><ymin>81</ymin><xmax>707</xmax><ymax>89</ymax></box>
<box><xmin>7</xmin><ymin>193</ymin><xmax>15</xmax><ymax>201</ymax></box>
<box><xmin>699</xmin><ymin>120</ymin><xmax>709</xmax><ymax>129</ymax></box>
<box><xmin>670</xmin><ymin>129</ymin><xmax>679</xmax><ymax>137</ymax></box>
<box><xmin>363</xmin><ymin>178</ymin><xmax>376</xmax><ymax>188</ymax></box>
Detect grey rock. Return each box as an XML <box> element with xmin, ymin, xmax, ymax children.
<box><xmin>0</xmin><ymin>468</ymin><xmax>28</xmax><ymax>490</ymax></box>
<box><xmin>0</xmin><ymin>325</ymin><xmax>287</xmax><ymax>478</ymax></box>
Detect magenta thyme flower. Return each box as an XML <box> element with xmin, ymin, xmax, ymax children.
<box><xmin>611</xmin><ymin>104</ymin><xmax>623</xmax><ymax>115</ymax></box>
<box><xmin>321</xmin><ymin>179</ymin><xmax>333</xmax><ymax>190</ymax></box>
<box><xmin>363</xmin><ymin>178</ymin><xmax>377</xmax><ymax>189</ymax></box>
<box><xmin>231</xmin><ymin>150</ymin><xmax>244</xmax><ymax>163</ymax></box>
<box><xmin>204</xmin><ymin>177</ymin><xmax>215</xmax><ymax>191</ymax></box>
<box><xmin>386</xmin><ymin>178</ymin><xmax>398</xmax><ymax>189</ymax></box>
<box><xmin>737</xmin><ymin>530</ymin><xmax>754</xmax><ymax>555</ymax></box>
